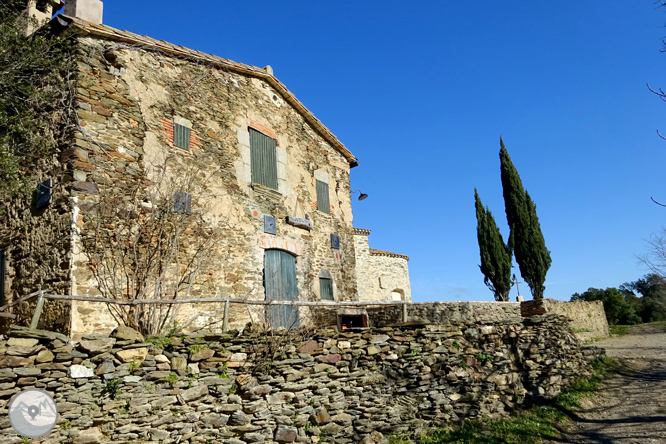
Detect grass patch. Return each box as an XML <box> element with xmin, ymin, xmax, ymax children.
<box><xmin>610</xmin><ymin>324</ymin><xmax>630</xmax><ymax>336</ymax></box>
<box><xmin>649</xmin><ymin>321</ymin><xmax>666</xmax><ymax>332</ymax></box>
<box><xmin>419</xmin><ymin>356</ymin><xmax>617</xmax><ymax>444</ymax></box>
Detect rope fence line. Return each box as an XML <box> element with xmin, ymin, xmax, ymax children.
<box><xmin>0</xmin><ymin>290</ymin><xmax>411</xmax><ymax>330</ymax></box>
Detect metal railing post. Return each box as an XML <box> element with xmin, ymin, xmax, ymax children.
<box><xmin>30</xmin><ymin>291</ymin><xmax>46</xmax><ymax>330</ymax></box>
<box><xmin>223</xmin><ymin>299</ymin><xmax>230</xmax><ymax>331</ymax></box>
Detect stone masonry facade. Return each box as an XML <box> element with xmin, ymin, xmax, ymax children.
<box><xmin>66</xmin><ymin>29</ymin><xmax>358</xmax><ymax>336</ymax></box>
<box><xmin>353</xmin><ymin>229</ymin><xmax>411</xmax><ymax>303</ymax></box>
<box><xmin>0</xmin><ymin>314</ymin><xmax>604</xmax><ymax>444</ymax></box>
<box><xmin>0</xmin><ymin>11</ymin><xmax>413</xmax><ymax>338</ymax></box>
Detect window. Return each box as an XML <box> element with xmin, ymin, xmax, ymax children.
<box><xmin>174</xmin><ymin>122</ymin><xmax>191</xmax><ymax>151</ymax></box>
<box><xmin>316</xmin><ymin>180</ymin><xmax>330</xmax><ymax>213</ymax></box>
<box><xmin>173</xmin><ymin>191</ymin><xmax>191</xmax><ymax>215</ymax></box>
<box><xmin>320</xmin><ymin>277</ymin><xmax>334</xmax><ymax>300</ymax></box>
<box><xmin>250</xmin><ymin>128</ymin><xmax>278</xmax><ymax>190</ymax></box>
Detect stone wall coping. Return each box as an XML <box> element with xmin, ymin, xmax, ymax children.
<box><xmin>369</xmin><ymin>248</ymin><xmax>409</xmax><ymax>261</ymax></box>
<box><xmin>409</xmin><ymin>301</ymin><xmax>521</xmax><ymax>305</ymax></box>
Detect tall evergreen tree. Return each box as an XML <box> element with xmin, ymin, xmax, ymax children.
<box><xmin>499</xmin><ymin>138</ymin><xmax>551</xmax><ymax>300</ymax></box>
<box><xmin>474</xmin><ymin>189</ymin><xmax>513</xmax><ymax>301</ymax></box>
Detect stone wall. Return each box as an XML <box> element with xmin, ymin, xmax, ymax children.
<box><xmin>520</xmin><ymin>299</ymin><xmax>609</xmax><ymax>342</ymax></box>
<box><xmin>362</xmin><ymin>301</ymin><xmax>521</xmax><ymax>328</ymax></box>
<box><xmin>0</xmin><ymin>315</ymin><xmax>602</xmax><ymax>444</ymax></box>
<box><xmin>353</xmin><ymin>230</ymin><xmax>411</xmax><ymax>303</ymax></box>
<box><xmin>1</xmin><ymin>156</ymin><xmax>73</xmax><ymax>335</ymax></box>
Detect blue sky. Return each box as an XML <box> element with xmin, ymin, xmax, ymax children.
<box><xmin>98</xmin><ymin>1</ymin><xmax>666</xmax><ymax>302</ymax></box>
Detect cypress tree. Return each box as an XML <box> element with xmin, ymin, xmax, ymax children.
<box><xmin>499</xmin><ymin>138</ymin><xmax>551</xmax><ymax>300</ymax></box>
<box><xmin>475</xmin><ymin>189</ymin><xmax>513</xmax><ymax>301</ymax></box>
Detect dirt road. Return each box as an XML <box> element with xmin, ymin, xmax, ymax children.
<box><xmin>551</xmin><ymin>324</ymin><xmax>666</xmax><ymax>444</ymax></box>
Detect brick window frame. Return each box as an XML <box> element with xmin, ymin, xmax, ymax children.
<box><xmin>160</xmin><ymin>116</ymin><xmax>202</xmax><ymax>154</ymax></box>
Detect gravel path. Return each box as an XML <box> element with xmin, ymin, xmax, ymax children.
<box><xmin>548</xmin><ymin>324</ymin><xmax>666</xmax><ymax>444</ymax></box>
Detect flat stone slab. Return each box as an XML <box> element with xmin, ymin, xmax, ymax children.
<box><xmin>69</xmin><ymin>365</ymin><xmax>95</xmax><ymax>379</ymax></box>
<box><xmin>7</xmin><ymin>337</ymin><xmax>39</xmax><ymax>348</ymax></box>
<box><xmin>116</xmin><ymin>347</ymin><xmax>148</xmax><ymax>363</ymax></box>
<box><xmin>9</xmin><ymin>327</ymin><xmax>69</xmax><ymax>343</ymax></box>
<box><xmin>79</xmin><ymin>338</ymin><xmax>116</xmax><ymax>355</ymax></box>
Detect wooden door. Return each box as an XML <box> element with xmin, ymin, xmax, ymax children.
<box><xmin>264</xmin><ymin>249</ymin><xmax>299</xmax><ymax>329</ymax></box>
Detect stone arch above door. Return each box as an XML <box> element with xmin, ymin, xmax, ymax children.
<box><xmin>257</xmin><ymin>234</ymin><xmax>303</xmax><ymax>256</ymax></box>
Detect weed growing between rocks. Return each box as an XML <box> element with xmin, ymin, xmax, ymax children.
<box><xmin>418</xmin><ymin>356</ymin><xmax>618</xmax><ymax>444</ymax></box>
<box><xmin>102</xmin><ymin>378</ymin><xmax>121</xmax><ymax>399</ymax></box>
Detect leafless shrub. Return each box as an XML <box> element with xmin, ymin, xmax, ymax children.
<box><xmin>638</xmin><ymin>227</ymin><xmax>666</xmax><ymax>279</ymax></box>
<box><xmin>79</xmin><ymin>159</ymin><xmax>221</xmax><ymax>336</ymax></box>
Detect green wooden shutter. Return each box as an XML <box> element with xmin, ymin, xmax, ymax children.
<box><xmin>0</xmin><ymin>250</ymin><xmax>5</xmax><ymax>306</ymax></box>
<box><xmin>264</xmin><ymin>249</ymin><xmax>299</xmax><ymax>328</ymax></box>
<box><xmin>174</xmin><ymin>123</ymin><xmax>191</xmax><ymax>150</ymax></box>
<box><xmin>316</xmin><ymin>180</ymin><xmax>330</xmax><ymax>213</ymax></box>
<box><xmin>319</xmin><ymin>278</ymin><xmax>333</xmax><ymax>300</ymax></box>
<box><xmin>250</xmin><ymin>129</ymin><xmax>278</xmax><ymax>190</ymax></box>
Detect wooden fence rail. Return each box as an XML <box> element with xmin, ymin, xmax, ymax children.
<box><xmin>0</xmin><ymin>291</ymin><xmax>410</xmax><ymax>331</ymax></box>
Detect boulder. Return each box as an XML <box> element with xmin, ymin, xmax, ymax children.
<box><xmin>110</xmin><ymin>326</ymin><xmax>144</xmax><ymax>342</ymax></box>
<box><xmin>115</xmin><ymin>347</ymin><xmax>148</xmax><ymax>363</ymax></box>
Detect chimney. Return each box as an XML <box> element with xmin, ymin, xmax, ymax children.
<box><xmin>64</xmin><ymin>0</ymin><xmax>103</xmax><ymax>24</ymax></box>
<box><xmin>23</xmin><ymin>0</ymin><xmax>64</xmax><ymax>35</ymax></box>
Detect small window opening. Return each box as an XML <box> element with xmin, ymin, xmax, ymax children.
<box><xmin>316</xmin><ymin>180</ymin><xmax>330</xmax><ymax>214</ymax></box>
<box><xmin>36</xmin><ymin>0</ymin><xmax>49</xmax><ymax>13</ymax></box>
<box><xmin>319</xmin><ymin>277</ymin><xmax>333</xmax><ymax>300</ymax></box>
<box><xmin>338</xmin><ymin>314</ymin><xmax>368</xmax><ymax>330</ymax></box>
<box><xmin>174</xmin><ymin>122</ymin><xmax>191</xmax><ymax>151</ymax></box>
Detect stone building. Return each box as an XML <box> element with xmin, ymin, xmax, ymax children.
<box><xmin>353</xmin><ymin>229</ymin><xmax>411</xmax><ymax>303</ymax></box>
<box><xmin>0</xmin><ymin>0</ymin><xmax>411</xmax><ymax>337</ymax></box>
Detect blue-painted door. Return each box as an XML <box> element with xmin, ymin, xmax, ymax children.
<box><xmin>264</xmin><ymin>249</ymin><xmax>299</xmax><ymax>329</ymax></box>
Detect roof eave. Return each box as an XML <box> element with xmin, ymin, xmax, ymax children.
<box><xmin>56</xmin><ymin>15</ymin><xmax>358</xmax><ymax>165</ymax></box>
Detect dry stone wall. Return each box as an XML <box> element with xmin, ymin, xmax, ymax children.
<box><xmin>520</xmin><ymin>299</ymin><xmax>609</xmax><ymax>342</ymax></box>
<box><xmin>364</xmin><ymin>301</ymin><xmax>522</xmax><ymax>328</ymax></box>
<box><xmin>0</xmin><ymin>314</ymin><xmax>602</xmax><ymax>444</ymax></box>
